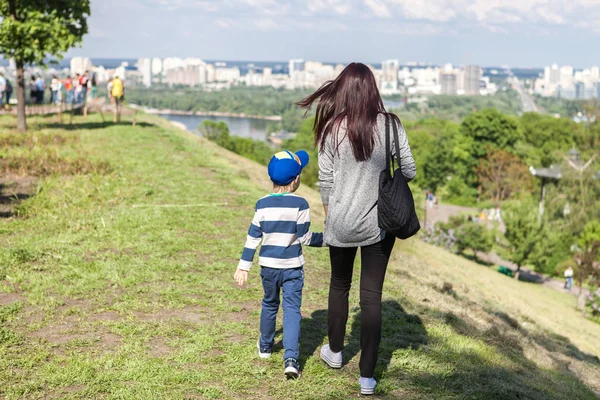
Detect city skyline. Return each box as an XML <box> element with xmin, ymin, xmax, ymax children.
<box><xmin>65</xmin><ymin>0</ymin><xmax>600</xmax><ymax>68</ymax></box>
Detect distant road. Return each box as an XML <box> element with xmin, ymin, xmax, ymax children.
<box><xmin>508</xmin><ymin>75</ymin><xmax>540</xmax><ymax>113</ymax></box>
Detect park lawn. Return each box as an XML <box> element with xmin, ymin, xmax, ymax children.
<box><xmin>0</xmin><ymin>113</ymin><xmax>599</xmax><ymax>400</ymax></box>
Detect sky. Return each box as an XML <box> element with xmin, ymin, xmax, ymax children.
<box><xmin>68</xmin><ymin>0</ymin><xmax>600</xmax><ymax>68</ymax></box>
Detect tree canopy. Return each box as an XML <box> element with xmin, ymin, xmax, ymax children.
<box><xmin>0</xmin><ymin>0</ymin><xmax>90</xmax><ymax>66</ymax></box>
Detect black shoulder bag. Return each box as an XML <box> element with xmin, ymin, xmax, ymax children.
<box><xmin>378</xmin><ymin>114</ymin><xmax>420</xmax><ymax>239</ymax></box>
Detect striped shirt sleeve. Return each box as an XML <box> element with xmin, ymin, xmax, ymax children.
<box><xmin>237</xmin><ymin>208</ymin><xmax>263</xmax><ymax>271</ymax></box>
<box><xmin>296</xmin><ymin>202</ymin><xmax>325</xmax><ymax>247</ymax></box>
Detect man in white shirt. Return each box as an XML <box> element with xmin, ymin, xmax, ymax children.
<box><xmin>564</xmin><ymin>266</ymin><xmax>574</xmax><ymax>290</ymax></box>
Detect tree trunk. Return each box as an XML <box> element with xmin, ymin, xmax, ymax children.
<box><xmin>514</xmin><ymin>265</ymin><xmax>521</xmax><ymax>280</ymax></box>
<box><xmin>16</xmin><ymin>60</ymin><xmax>27</xmax><ymax>133</ymax></box>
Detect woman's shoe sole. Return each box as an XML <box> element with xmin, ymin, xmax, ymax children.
<box><xmin>360</xmin><ymin>388</ymin><xmax>375</xmax><ymax>395</ymax></box>
<box><xmin>320</xmin><ymin>348</ymin><xmax>342</xmax><ymax>369</ymax></box>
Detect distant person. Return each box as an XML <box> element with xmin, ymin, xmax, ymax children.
<box><xmin>35</xmin><ymin>75</ymin><xmax>45</xmax><ymax>104</ymax></box>
<box><xmin>298</xmin><ymin>63</ymin><xmax>416</xmax><ymax>395</ymax></box>
<box><xmin>74</xmin><ymin>73</ymin><xmax>82</xmax><ymax>104</ymax></box>
<box><xmin>80</xmin><ymin>70</ymin><xmax>90</xmax><ymax>105</ymax></box>
<box><xmin>107</xmin><ymin>79</ymin><xmax>114</xmax><ymax>103</ymax></box>
<box><xmin>50</xmin><ymin>75</ymin><xmax>60</xmax><ymax>105</ymax></box>
<box><xmin>4</xmin><ymin>77</ymin><xmax>12</xmax><ymax>108</ymax></box>
<box><xmin>90</xmin><ymin>72</ymin><xmax>97</xmax><ymax>101</ymax></box>
<box><xmin>111</xmin><ymin>76</ymin><xmax>124</xmax><ymax>123</ymax></box>
<box><xmin>64</xmin><ymin>76</ymin><xmax>74</xmax><ymax>104</ymax></box>
<box><xmin>29</xmin><ymin>76</ymin><xmax>38</xmax><ymax>104</ymax></box>
<box><xmin>233</xmin><ymin>150</ymin><xmax>325</xmax><ymax>379</ymax></box>
<box><xmin>0</xmin><ymin>72</ymin><xmax>5</xmax><ymax>108</ymax></box>
<box><xmin>564</xmin><ymin>267</ymin><xmax>574</xmax><ymax>291</ymax></box>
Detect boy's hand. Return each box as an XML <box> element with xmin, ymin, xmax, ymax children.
<box><xmin>234</xmin><ymin>269</ymin><xmax>248</xmax><ymax>286</ymax></box>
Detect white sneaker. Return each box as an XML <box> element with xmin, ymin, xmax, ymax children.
<box><xmin>320</xmin><ymin>344</ymin><xmax>342</xmax><ymax>368</ymax></box>
<box><xmin>257</xmin><ymin>339</ymin><xmax>272</xmax><ymax>359</ymax></box>
<box><xmin>359</xmin><ymin>377</ymin><xmax>377</xmax><ymax>395</ymax></box>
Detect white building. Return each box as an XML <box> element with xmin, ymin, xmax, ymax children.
<box><xmin>151</xmin><ymin>58</ymin><xmax>163</xmax><ymax>76</ymax></box>
<box><xmin>162</xmin><ymin>57</ymin><xmax>184</xmax><ymax>76</ymax></box>
<box><xmin>71</xmin><ymin>57</ymin><xmax>93</xmax><ymax>76</ymax></box>
<box><xmin>215</xmin><ymin>67</ymin><xmax>240</xmax><ymax>83</ymax></box>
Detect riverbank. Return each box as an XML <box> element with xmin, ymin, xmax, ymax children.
<box><xmin>129</xmin><ymin>104</ymin><xmax>282</xmax><ymax>121</ymax></box>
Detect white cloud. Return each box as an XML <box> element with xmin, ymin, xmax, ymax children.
<box><xmin>307</xmin><ymin>0</ymin><xmax>352</xmax><ymax>15</ymax></box>
<box><xmin>215</xmin><ymin>19</ymin><xmax>233</xmax><ymax>29</ymax></box>
<box><xmin>254</xmin><ymin>18</ymin><xmax>280</xmax><ymax>31</ymax></box>
<box><xmin>364</xmin><ymin>0</ymin><xmax>392</xmax><ymax>18</ymax></box>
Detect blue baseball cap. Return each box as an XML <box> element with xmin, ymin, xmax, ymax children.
<box><xmin>268</xmin><ymin>150</ymin><xmax>309</xmax><ymax>186</ymax></box>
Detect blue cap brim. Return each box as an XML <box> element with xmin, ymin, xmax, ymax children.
<box><xmin>296</xmin><ymin>150</ymin><xmax>309</xmax><ymax>169</ymax></box>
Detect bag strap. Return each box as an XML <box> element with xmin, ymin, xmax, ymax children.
<box><xmin>384</xmin><ymin>113</ymin><xmax>403</xmax><ymax>172</ymax></box>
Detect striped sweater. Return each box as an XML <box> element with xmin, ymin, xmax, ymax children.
<box><xmin>237</xmin><ymin>193</ymin><xmax>325</xmax><ymax>271</ymax></box>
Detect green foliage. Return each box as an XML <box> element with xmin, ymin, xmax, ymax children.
<box><xmin>0</xmin><ymin>0</ymin><xmax>90</xmax><ymax>65</ymax></box>
<box><xmin>456</xmin><ymin>109</ymin><xmax>521</xmax><ymax>186</ymax></box>
<box><xmin>518</xmin><ymin>113</ymin><xmax>582</xmax><ymax>167</ymax></box>
<box><xmin>436</xmin><ymin>215</ymin><xmax>493</xmax><ymax>257</ymax></box>
<box><xmin>282</xmin><ymin>118</ymin><xmax>318</xmax><ymax>188</ymax></box>
<box><xmin>502</xmin><ymin>199</ymin><xmax>545</xmax><ymax>270</ymax></box>
<box><xmin>199</xmin><ymin>120</ymin><xmax>273</xmax><ymax>165</ymax></box>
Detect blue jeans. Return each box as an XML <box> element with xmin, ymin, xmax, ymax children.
<box><xmin>565</xmin><ymin>277</ymin><xmax>573</xmax><ymax>290</ymax></box>
<box><xmin>259</xmin><ymin>266</ymin><xmax>303</xmax><ymax>361</ymax></box>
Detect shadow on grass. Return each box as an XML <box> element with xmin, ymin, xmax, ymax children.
<box><xmin>42</xmin><ymin>121</ymin><xmax>156</xmax><ymax>131</ymax></box>
<box><xmin>431</xmin><ymin>309</ymin><xmax>600</xmax><ymax>400</ymax></box>
<box><xmin>346</xmin><ymin>301</ymin><xmax>428</xmax><ymax>377</ymax></box>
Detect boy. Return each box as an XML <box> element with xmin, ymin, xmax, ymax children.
<box><xmin>234</xmin><ymin>150</ymin><xmax>325</xmax><ymax>379</ymax></box>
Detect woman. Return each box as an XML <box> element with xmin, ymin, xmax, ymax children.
<box><xmin>298</xmin><ymin>63</ymin><xmax>416</xmax><ymax>395</ymax></box>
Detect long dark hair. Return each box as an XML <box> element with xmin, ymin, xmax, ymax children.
<box><xmin>297</xmin><ymin>62</ymin><xmax>397</xmax><ymax>161</ymax></box>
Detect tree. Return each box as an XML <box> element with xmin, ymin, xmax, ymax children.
<box><xmin>476</xmin><ymin>147</ymin><xmax>533</xmax><ymax>206</ymax></box>
<box><xmin>502</xmin><ymin>199</ymin><xmax>545</xmax><ymax>280</ymax></box>
<box><xmin>454</xmin><ymin>222</ymin><xmax>492</xmax><ymax>262</ymax></box>
<box><xmin>0</xmin><ymin>0</ymin><xmax>90</xmax><ymax>132</ymax></box>
<box><xmin>574</xmin><ymin>221</ymin><xmax>600</xmax><ymax>306</ymax></box>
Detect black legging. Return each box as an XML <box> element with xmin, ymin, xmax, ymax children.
<box><xmin>327</xmin><ymin>233</ymin><xmax>395</xmax><ymax>378</ymax></box>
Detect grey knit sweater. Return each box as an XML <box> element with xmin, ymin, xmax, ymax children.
<box><xmin>318</xmin><ymin>113</ymin><xmax>416</xmax><ymax>247</ymax></box>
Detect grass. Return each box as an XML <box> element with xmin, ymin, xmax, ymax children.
<box><xmin>0</xmin><ymin>113</ymin><xmax>599</xmax><ymax>399</ymax></box>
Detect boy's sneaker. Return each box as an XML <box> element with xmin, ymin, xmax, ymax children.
<box><xmin>257</xmin><ymin>340</ymin><xmax>272</xmax><ymax>359</ymax></box>
<box><xmin>284</xmin><ymin>358</ymin><xmax>300</xmax><ymax>379</ymax></box>
<box><xmin>320</xmin><ymin>344</ymin><xmax>342</xmax><ymax>368</ymax></box>
<box><xmin>359</xmin><ymin>377</ymin><xmax>377</xmax><ymax>395</ymax></box>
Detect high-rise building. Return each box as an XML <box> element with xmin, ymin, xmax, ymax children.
<box><xmin>596</xmin><ymin>82</ymin><xmax>600</xmax><ymax>99</ymax></box>
<box><xmin>8</xmin><ymin>58</ymin><xmax>16</xmax><ymax>71</ymax></box>
<box><xmin>464</xmin><ymin>65</ymin><xmax>481</xmax><ymax>95</ymax></box>
<box><xmin>162</xmin><ymin>57</ymin><xmax>184</xmax><ymax>76</ymax></box>
<box><xmin>288</xmin><ymin>59</ymin><xmax>304</xmax><ymax>77</ymax></box>
<box><xmin>549</xmin><ymin>64</ymin><xmax>560</xmax><ymax>84</ymax></box>
<box><xmin>440</xmin><ymin>72</ymin><xmax>457</xmax><ymax>95</ymax></box>
<box><xmin>381</xmin><ymin>59</ymin><xmax>399</xmax><ymax>94</ymax></box>
<box><xmin>138</xmin><ymin>58</ymin><xmax>152</xmax><ymax>87</ymax></box>
<box><xmin>575</xmin><ymin>82</ymin><xmax>585</xmax><ymax>99</ymax></box>
<box><xmin>71</xmin><ymin>57</ymin><xmax>92</xmax><ymax>76</ymax></box>
<box><xmin>151</xmin><ymin>58</ymin><xmax>163</xmax><ymax>76</ymax></box>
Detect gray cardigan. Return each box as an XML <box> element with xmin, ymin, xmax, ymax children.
<box><xmin>318</xmin><ymin>113</ymin><xmax>416</xmax><ymax>247</ymax></box>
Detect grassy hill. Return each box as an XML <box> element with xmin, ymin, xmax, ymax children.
<box><xmin>0</xmin><ymin>113</ymin><xmax>599</xmax><ymax>400</ymax></box>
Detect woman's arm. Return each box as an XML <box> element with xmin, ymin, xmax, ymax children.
<box><xmin>318</xmin><ymin>137</ymin><xmax>334</xmax><ymax>209</ymax></box>
<box><xmin>393</xmin><ymin>120</ymin><xmax>417</xmax><ymax>182</ymax></box>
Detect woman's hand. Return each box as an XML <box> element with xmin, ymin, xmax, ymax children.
<box><xmin>234</xmin><ymin>269</ymin><xmax>248</xmax><ymax>286</ymax></box>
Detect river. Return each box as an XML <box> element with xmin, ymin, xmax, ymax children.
<box><xmin>160</xmin><ymin>99</ymin><xmax>403</xmax><ymax>141</ymax></box>
<box><xmin>160</xmin><ymin>114</ymin><xmax>270</xmax><ymax>141</ymax></box>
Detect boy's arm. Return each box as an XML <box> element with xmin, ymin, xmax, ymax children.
<box><xmin>237</xmin><ymin>210</ymin><xmax>263</xmax><ymax>271</ymax></box>
<box><xmin>296</xmin><ymin>203</ymin><xmax>325</xmax><ymax>247</ymax></box>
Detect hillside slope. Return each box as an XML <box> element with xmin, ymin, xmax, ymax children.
<box><xmin>0</xmin><ymin>113</ymin><xmax>599</xmax><ymax>400</ymax></box>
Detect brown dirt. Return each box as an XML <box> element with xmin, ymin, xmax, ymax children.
<box><xmin>0</xmin><ymin>177</ymin><xmax>38</xmax><ymax>218</ymax></box>
<box><xmin>0</xmin><ymin>292</ymin><xmax>25</xmax><ymax>305</ymax></box>
<box><xmin>149</xmin><ymin>336</ymin><xmax>172</xmax><ymax>358</ymax></box>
